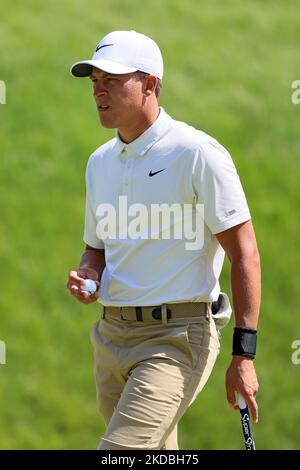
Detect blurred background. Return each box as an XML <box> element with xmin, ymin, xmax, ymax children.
<box><xmin>1</xmin><ymin>0</ymin><xmax>300</xmax><ymax>449</ymax></box>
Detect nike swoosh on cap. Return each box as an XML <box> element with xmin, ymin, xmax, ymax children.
<box><xmin>149</xmin><ymin>169</ymin><xmax>166</xmax><ymax>177</ymax></box>
<box><xmin>95</xmin><ymin>43</ymin><xmax>114</xmax><ymax>52</ymax></box>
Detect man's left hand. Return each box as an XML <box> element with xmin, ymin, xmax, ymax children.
<box><xmin>225</xmin><ymin>356</ymin><xmax>259</xmax><ymax>423</ymax></box>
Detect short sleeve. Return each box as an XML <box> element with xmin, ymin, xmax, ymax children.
<box><xmin>192</xmin><ymin>140</ymin><xmax>251</xmax><ymax>234</ymax></box>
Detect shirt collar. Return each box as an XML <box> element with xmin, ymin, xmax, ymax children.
<box><xmin>115</xmin><ymin>107</ymin><xmax>171</xmax><ymax>157</ymax></box>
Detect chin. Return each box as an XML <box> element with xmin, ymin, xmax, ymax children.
<box><xmin>98</xmin><ymin>116</ymin><xmax>117</xmax><ymax>129</ymax></box>
<box><xmin>100</xmin><ymin>121</ymin><xmax>115</xmax><ymax>129</ymax></box>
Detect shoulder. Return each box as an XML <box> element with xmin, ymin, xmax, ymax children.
<box><xmin>165</xmin><ymin>114</ymin><xmax>234</xmax><ymax>168</ymax></box>
<box><xmin>165</xmin><ymin>115</ymin><xmax>232</xmax><ymax>167</ymax></box>
<box><xmin>197</xmin><ymin>139</ymin><xmax>235</xmax><ymax>168</ymax></box>
<box><xmin>88</xmin><ymin>137</ymin><xmax>118</xmax><ymax>162</ymax></box>
<box><xmin>167</xmin><ymin>115</ymin><xmax>216</xmax><ymax>151</ymax></box>
<box><xmin>86</xmin><ymin>137</ymin><xmax>118</xmax><ymax>172</ymax></box>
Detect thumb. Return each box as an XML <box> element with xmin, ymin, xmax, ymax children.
<box><xmin>79</xmin><ymin>268</ymin><xmax>99</xmax><ymax>281</ymax></box>
<box><xmin>88</xmin><ymin>269</ymin><xmax>99</xmax><ymax>281</ymax></box>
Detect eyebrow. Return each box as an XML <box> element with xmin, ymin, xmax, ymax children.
<box><xmin>89</xmin><ymin>72</ymin><xmax>119</xmax><ymax>80</ymax></box>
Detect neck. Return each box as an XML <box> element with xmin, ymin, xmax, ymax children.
<box><xmin>118</xmin><ymin>105</ymin><xmax>160</xmax><ymax>144</ymax></box>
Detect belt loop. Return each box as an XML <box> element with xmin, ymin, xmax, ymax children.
<box><xmin>120</xmin><ymin>306</ymin><xmax>126</xmax><ymax>321</ymax></box>
<box><xmin>136</xmin><ymin>307</ymin><xmax>143</xmax><ymax>322</ymax></box>
<box><xmin>161</xmin><ymin>304</ymin><xmax>168</xmax><ymax>324</ymax></box>
<box><xmin>205</xmin><ymin>303</ymin><xmax>211</xmax><ymax>321</ymax></box>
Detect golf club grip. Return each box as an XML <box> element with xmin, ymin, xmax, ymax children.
<box><xmin>238</xmin><ymin>395</ymin><xmax>256</xmax><ymax>450</ymax></box>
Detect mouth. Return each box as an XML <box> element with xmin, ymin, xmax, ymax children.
<box><xmin>98</xmin><ymin>104</ymin><xmax>110</xmax><ymax>112</ymax></box>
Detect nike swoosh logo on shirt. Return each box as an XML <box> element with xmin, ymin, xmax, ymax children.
<box><xmin>95</xmin><ymin>44</ymin><xmax>114</xmax><ymax>52</ymax></box>
<box><xmin>149</xmin><ymin>168</ymin><xmax>166</xmax><ymax>177</ymax></box>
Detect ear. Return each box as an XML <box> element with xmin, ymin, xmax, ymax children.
<box><xmin>143</xmin><ymin>75</ymin><xmax>157</xmax><ymax>96</ymax></box>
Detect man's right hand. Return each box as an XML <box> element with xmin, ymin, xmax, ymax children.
<box><xmin>67</xmin><ymin>268</ymin><xmax>100</xmax><ymax>304</ymax></box>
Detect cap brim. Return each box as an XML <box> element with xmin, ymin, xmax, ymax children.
<box><xmin>70</xmin><ymin>59</ymin><xmax>138</xmax><ymax>77</ymax></box>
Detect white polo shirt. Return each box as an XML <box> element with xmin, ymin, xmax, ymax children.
<box><xmin>84</xmin><ymin>107</ymin><xmax>251</xmax><ymax>306</ymax></box>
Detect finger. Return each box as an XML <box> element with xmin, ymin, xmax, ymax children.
<box><xmin>69</xmin><ymin>277</ymin><xmax>87</xmax><ymax>291</ymax></box>
<box><xmin>226</xmin><ymin>385</ymin><xmax>237</xmax><ymax>409</ymax></box>
<box><xmin>73</xmin><ymin>289</ymin><xmax>93</xmax><ymax>303</ymax></box>
<box><xmin>71</xmin><ymin>285</ymin><xmax>89</xmax><ymax>297</ymax></box>
<box><xmin>78</xmin><ymin>291</ymin><xmax>98</xmax><ymax>304</ymax></box>
<box><xmin>69</xmin><ymin>271</ymin><xmax>87</xmax><ymax>285</ymax></box>
<box><xmin>70</xmin><ymin>284</ymin><xmax>79</xmax><ymax>292</ymax></box>
<box><xmin>246</xmin><ymin>395</ymin><xmax>259</xmax><ymax>423</ymax></box>
<box><xmin>70</xmin><ymin>285</ymin><xmax>81</xmax><ymax>296</ymax></box>
<box><xmin>80</xmin><ymin>290</ymin><xmax>90</xmax><ymax>299</ymax></box>
<box><xmin>74</xmin><ymin>285</ymin><xmax>90</xmax><ymax>297</ymax></box>
<box><xmin>77</xmin><ymin>268</ymin><xmax>99</xmax><ymax>282</ymax></box>
<box><xmin>85</xmin><ymin>272</ymin><xmax>99</xmax><ymax>281</ymax></box>
<box><xmin>93</xmin><ymin>281</ymin><xmax>100</xmax><ymax>296</ymax></box>
<box><xmin>94</xmin><ymin>288</ymin><xmax>101</xmax><ymax>300</ymax></box>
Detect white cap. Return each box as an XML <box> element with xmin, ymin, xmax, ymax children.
<box><xmin>70</xmin><ymin>30</ymin><xmax>164</xmax><ymax>80</ymax></box>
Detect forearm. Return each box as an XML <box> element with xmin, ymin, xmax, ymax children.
<box><xmin>79</xmin><ymin>245</ymin><xmax>106</xmax><ymax>280</ymax></box>
<box><xmin>216</xmin><ymin>221</ymin><xmax>260</xmax><ymax>420</ymax></box>
<box><xmin>230</xmin><ymin>250</ymin><xmax>261</xmax><ymax>330</ymax></box>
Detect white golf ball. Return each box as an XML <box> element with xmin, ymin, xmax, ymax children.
<box><xmin>80</xmin><ymin>279</ymin><xmax>97</xmax><ymax>295</ymax></box>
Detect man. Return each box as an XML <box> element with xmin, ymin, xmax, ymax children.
<box><xmin>67</xmin><ymin>30</ymin><xmax>260</xmax><ymax>450</ymax></box>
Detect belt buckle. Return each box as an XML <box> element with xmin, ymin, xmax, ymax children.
<box><xmin>152</xmin><ymin>306</ymin><xmax>171</xmax><ymax>320</ymax></box>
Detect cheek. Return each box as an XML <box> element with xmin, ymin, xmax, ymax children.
<box><xmin>121</xmin><ymin>83</ymin><xmax>143</xmax><ymax>104</ymax></box>
<box><xmin>127</xmin><ymin>92</ymin><xmax>144</xmax><ymax>108</ymax></box>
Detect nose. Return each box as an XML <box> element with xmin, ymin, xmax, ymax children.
<box><xmin>93</xmin><ymin>81</ymin><xmax>107</xmax><ymax>98</ymax></box>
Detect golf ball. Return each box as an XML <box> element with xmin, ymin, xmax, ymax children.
<box><xmin>80</xmin><ymin>279</ymin><xmax>97</xmax><ymax>295</ymax></box>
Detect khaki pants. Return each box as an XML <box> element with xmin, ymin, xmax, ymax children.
<box><xmin>90</xmin><ymin>305</ymin><xmax>220</xmax><ymax>450</ymax></box>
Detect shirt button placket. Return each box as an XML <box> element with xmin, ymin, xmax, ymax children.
<box><xmin>122</xmin><ymin>148</ymin><xmax>133</xmax><ymax>203</ymax></box>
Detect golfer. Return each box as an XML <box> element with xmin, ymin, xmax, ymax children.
<box><xmin>67</xmin><ymin>30</ymin><xmax>261</xmax><ymax>450</ymax></box>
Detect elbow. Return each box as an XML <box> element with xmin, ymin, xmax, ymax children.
<box><xmin>230</xmin><ymin>243</ymin><xmax>261</xmax><ymax>268</ymax></box>
<box><xmin>252</xmin><ymin>246</ymin><xmax>261</xmax><ymax>268</ymax></box>
<box><xmin>246</xmin><ymin>241</ymin><xmax>260</xmax><ymax>267</ymax></box>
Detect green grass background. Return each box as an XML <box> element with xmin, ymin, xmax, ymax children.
<box><xmin>1</xmin><ymin>0</ymin><xmax>300</xmax><ymax>449</ymax></box>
